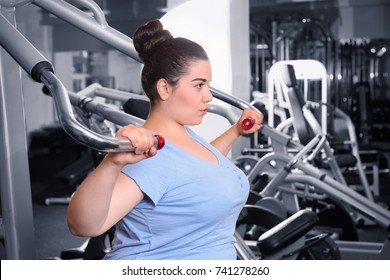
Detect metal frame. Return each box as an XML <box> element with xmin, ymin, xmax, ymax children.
<box><xmin>0</xmin><ymin>6</ymin><xmax>36</xmax><ymax>260</ymax></box>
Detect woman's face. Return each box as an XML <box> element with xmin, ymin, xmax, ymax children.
<box><xmin>166</xmin><ymin>59</ymin><xmax>213</xmax><ymax>126</ymax></box>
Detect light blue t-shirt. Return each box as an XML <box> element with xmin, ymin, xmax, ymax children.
<box><xmin>104</xmin><ymin>128</ymin><xmax>249</xmax><ymax>260</ymax></box>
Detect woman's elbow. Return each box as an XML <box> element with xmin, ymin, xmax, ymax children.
<box><xmin>67</xmin><ymin>217</ymin><xmax>93</xmax><ymax>237</ymax></box>
<box><xmin>67</xmin><ymin>216</ymin><xmax>108</xmax><ymax>237</ymax></box>
<box><xmin>67</xmin><ymin>219</ymin><xmax>87</xmax><ymax>237</ymax></box>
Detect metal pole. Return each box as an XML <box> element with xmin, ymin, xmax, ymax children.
<box><xmin>0</xmin><ymin>7</ymin><xmax>36</xmax><ymax>259</ymax></box>
<box><xmin>33</xmin><ymin>0</ymin><xmax>139</xmax><ymax>60</ymax></box>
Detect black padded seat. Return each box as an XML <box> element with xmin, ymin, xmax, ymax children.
<box><xmin>257</xmin><ymin>209</ymin><xmax>319</xmax><ymax>255</ymax></box>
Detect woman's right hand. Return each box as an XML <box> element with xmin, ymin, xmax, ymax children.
<box><xmin>105</xmin><ymin>125</ymin><xmax>157</xmax><ymax>167</ymax></box>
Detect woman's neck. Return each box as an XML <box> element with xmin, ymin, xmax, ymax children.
<box><xmin>143</xmin><ymin>109</ymin><xmax>190</xmax><ymax>141</ymax></box>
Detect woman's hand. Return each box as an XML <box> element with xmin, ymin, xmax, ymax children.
<box><xmin>236</xmin><ymin>108</ymin><xmax>263</xmax><ymax>136</ymax></box>
<box><xmin>104</xmin><ymin>125</ymin><xmax>157</xmax><ymax>167</ymax></box>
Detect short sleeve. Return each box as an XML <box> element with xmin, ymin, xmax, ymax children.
<box><xmin>121</xmin><ymin>147</ymin><xmax>176</xmax><ymax>207</ymax></box>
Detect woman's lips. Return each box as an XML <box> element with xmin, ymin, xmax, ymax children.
<box><xmin>200</xmin><ymin>108</ymin><xmax>208</xmax><ymax>115</ymax></box>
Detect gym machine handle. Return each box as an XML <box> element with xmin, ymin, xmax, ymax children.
<box><xmin>242</xmin><ymin>118</ymin><xmax>254</xmax><ymax>129</ymax></box>
<box><xmin>40</xmin><ymin>71</ymin><xmax>164</xmax><ymax>152</ymax></box>
<box><xmin>0</xmin><ymin>13</ymin><xmax>164</xmax><ymax>152</ymax></box>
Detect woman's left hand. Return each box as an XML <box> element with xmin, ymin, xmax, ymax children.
<box><xmin>236</xmin><ymin>108</ymin><xmax>263</xmax><ymax>135</ymax></box>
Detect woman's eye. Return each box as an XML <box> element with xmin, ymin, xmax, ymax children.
<box><xmin>195</xmin><ymin>83</ymin><xmax>204</xmax><ymax>89</ymax></box>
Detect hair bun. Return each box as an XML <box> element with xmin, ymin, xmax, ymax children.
<box><xmin>133</xmin><ymin>19</ymin><xmax>173</xmax><ymax>63</ymax></box>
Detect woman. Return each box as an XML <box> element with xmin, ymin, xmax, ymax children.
<box><xmin>67</xmin><ymin>19</ymin><xmax>263</xmax><ymax>259</ymax></box>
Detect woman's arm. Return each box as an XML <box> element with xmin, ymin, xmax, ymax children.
<box><xmin>210</xmin><ymin>109</ymin><xmax>263</xmax><ymax>156</ymax></box>
<box><xmin>67</xmin><ymin>125</ymin><xmax>157</xmax><ymax>237</ymax></box>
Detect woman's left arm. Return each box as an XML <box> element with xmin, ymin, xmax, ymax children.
<box><xmin>210</xmin><ymin>109</ymin><xmax>263</xmax><ymax>156</ymax></box>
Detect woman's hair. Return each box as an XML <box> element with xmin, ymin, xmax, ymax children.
<box><xmin>133</xmin><ymin>19</ymin><xmax>209</xmax><ymax>104</ymax></box>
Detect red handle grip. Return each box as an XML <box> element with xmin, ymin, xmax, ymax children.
<box><xmin>155</xmin><ymin>135</ymin><xmax>165</xmax><ymax>150</ymax></box>
<box><xmin>242</xmin><ymin>118</ymin><xmax>254</xmax><ymax>129</ymax></box>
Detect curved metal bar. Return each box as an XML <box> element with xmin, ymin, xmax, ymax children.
<box><xmin>210</xmin><ymin>87</ymin><xmax>252</xmax><ymax>111</ymax></box>
<box><xmin>73</xmin><ymin>0</ymin><xmax>108</xmax><ymax>27</ymax></box>
<box><xmin>40</xmin><ymin>70</ymin><xmax>138</xmax><ymax>152</ymax></box>
<box><xmin>207</xmin><ymin>103</ymin><xmax>238</xmax><ymax>125</ymax></box>
<box><xmin>209</xmin><ymin>87</ymin><xmax>305</xmax><ymax>152</ymax></box>
<box><xmin>68</xmin><ymin>91</ymin><xmax>145</xmax><ymax>127</ymax></box>
<box><xmin>33</xmin><ymin>0</ymin><xmax>139</xmax><ymax>59</ymax></box>
<box><xmin>95</xmin><ymin>87</ymin><xmax>150</xmax><ymax>103</ymax></box>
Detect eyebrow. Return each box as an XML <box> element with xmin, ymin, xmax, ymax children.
<box><xmin>191</xmin><ymin>78</ymin><xmax>208</xmax><ymax>82</ymax></box>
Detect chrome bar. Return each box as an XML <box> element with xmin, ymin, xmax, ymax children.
<box><xmin>95</xmin><ymin>87</ymin><xmax>149</xmax><ymax>103</ymax></box>
<box><xmin>33</xmin><ymin>0</ymin><xmax>139</xmax><ymax>59</ymax></box>
<box><xmin>73</xmin><ymin>0</ymin><xmax>108</xmax><ymax>27</ymax></box>
<box><xmin>210</xmin><ymin>87</ymin><xmax>252</xmax><ymax>111</ymax></box>
<box><xmin>68</xmin><ymin>91</ymin><xmax>145</xmax><ymax>127</ymax></box>
<box><xmin>41</xmin><ymin>70</ymin><xmax>137</xmax><ymax>152</ymax></box>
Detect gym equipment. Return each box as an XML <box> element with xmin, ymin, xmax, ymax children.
<box><xmin>278</xmin><ymin>62</ymin><xmax>374</xmax><ymax>201</ymax></box>
<box><xmin>250</xmin><ymin>12</ymin><xmax>334</xmax><ymax>97</ymax></box>
<box><xmin>263</xmin><ymin>59</ymin><xmax>382</xmax><ymax>204</ymax></box>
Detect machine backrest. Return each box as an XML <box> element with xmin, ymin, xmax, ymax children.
<box><xmin>280</xmin><ymin>64</ymin><xmax>315</xmax><ymax>145</ymax></box>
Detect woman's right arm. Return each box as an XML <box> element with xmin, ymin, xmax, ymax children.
<box><xmin>66</xmin><ymin>125</ymin><xmax>157</xmax><ymax>237</ymax></box>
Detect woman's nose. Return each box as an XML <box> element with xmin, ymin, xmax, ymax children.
<box><xmin>204</xmin><ymin>87</ymin><xmax>213</xmax><ymax>102</ymax></box>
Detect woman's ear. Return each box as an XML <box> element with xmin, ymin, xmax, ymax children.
<box><xmin>156</xmin><ymin>78</ymin><xmax>170</xmax><ymax>101</ymax></box>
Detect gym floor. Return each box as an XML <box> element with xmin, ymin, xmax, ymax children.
<box><xmin>33</xmin><ymin>203</ymin><xmax>87</xmax><ymax>259</ymax></box>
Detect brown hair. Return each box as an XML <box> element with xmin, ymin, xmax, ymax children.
<box><xmin>133</xmin><ymin>19</ymin><xmax>209</xmax><ymax>104</ymax></box>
